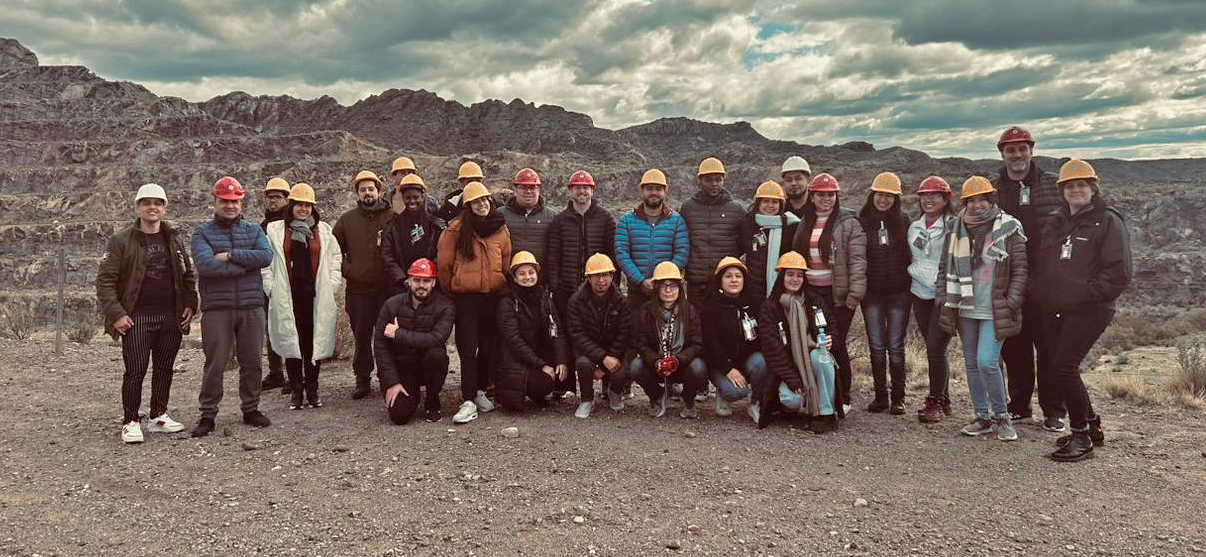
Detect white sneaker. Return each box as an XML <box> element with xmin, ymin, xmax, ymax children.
<box><xmin>121</xmin><ymin>421</ymin><xmax>144</xmax><ymax>444</ymax></box>
<box><xmin>453</xmin><ymin>401</ymin><xmax>478</xmax><ymax>424</ymax></box>
<box><xmin>574</xmin><ymin>401</ymin><xmax>594</xmax><ymax>419</ymax></box>
<box><xmin>747</xmin><ymin>402</ymin><xmax>761</xmax><ymax>424</ymax></box>
<box><xmin>607</xmin><ymin>389</ymin><xmax>624</xmax><ymax>411</ymax></box>
<box><xmin>146</xmin><ymin>413</ymin><xmax>185</xmax><ymax>433</ymax></box>
<box><xmin>715</xmin><ymin>398</ymin><xmax>732</xmax><ymax>417</ymax></box>
<box><xmin>474</xmin><ymin>390</ymin><xmax>495</xmax><ymax>413</ymax></box>
<box><xmin>842</xmin><ymin>404</ymin><xmax>853</xmax><ymax>415</ymax></box>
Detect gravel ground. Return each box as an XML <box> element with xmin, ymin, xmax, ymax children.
<box><xmin>1</xmin><ymin>338</ymin><xmax>1204</xmax><ymax>557</ymax></box>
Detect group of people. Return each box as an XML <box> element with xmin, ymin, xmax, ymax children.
<box><xmin>96</xmin><ymin>126</ymin><xmax>1131</xmax><ymax>462</ymax></box>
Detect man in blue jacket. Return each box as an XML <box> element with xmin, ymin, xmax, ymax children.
<box><xmin>190</xmin><ymin>177</ymin><xmax>274</xmax><ymax>437</ymax></box>
<box><xmin>615</xmin><ymin>169</ymin><xmax>689</xmax><ymax>311</ymax></box>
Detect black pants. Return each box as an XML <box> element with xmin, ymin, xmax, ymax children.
<box><xmin>346</xmin><ymin>291</ymin><xmax>388</xmax><ymax>386</ymax></box>
<box><xmin>387</xmin><ymin>347</ymin><xmax>450</xmax><ymax>425</ymax></box>
<box><xmin>500</xmin><ymin>367</ymin><xmax>556</xmax><ymax>411</ymax></box>
<box><xmin>1003</xmin><ymin>300</ymin><xmax>1065</xmax><ymax>418</ymax></box>
<box><xmin>910</xmin><ymin>294</ymin><xmax>952</xmax><ymax>400</ymax></box>
<box><xmin>453</xmin><ymin>293</ymin><xmax>499</xmax><ymax>401</ymax></box>
<box><xmin>807</xmin><ymin>285</ymin><xmax>856</xmax><ymax>405</ymax></box>
<box><xmin>575</xmin><ymin>355</ymin><xmax>614</xmax><ymax>401</ymax></box>
<box><xmin>286</xmin><ymin>291</ymin><xmax>320</xmax><ymax>398</ymax></box>
<box><xmin>552</xmin><ymin>289</ymin><xmax>576</xmax><ymax>394</ymax></box>
<box><xmin>1042</xmin><ymin>305</ymin><xmax>1110</xmax><ymax>431</ymax></box>
<box><xmin>121</xmin><ymin>314</ymin><xmax>183</xmax><ymax>423</ymax></box>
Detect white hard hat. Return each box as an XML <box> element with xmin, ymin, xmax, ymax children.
<box><xmin>781</xmin><ymin>156</ymin><xmax>812</xmax><ymax>176</ymax></box>
<box><xmin>135</xmin><ymin>183</ymin><xmax>167</xmax><ymax>202</ymax></box>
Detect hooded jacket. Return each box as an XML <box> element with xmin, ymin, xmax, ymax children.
<box><xmin>333</xmin><ymin>202</ymin><xmax>393</xmax><ymax>293</ymax></box>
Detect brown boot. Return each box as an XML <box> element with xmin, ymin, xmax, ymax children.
<box><xmin>918</xmin><ymin>396</ymin><xmax>945</xmax><ymax>423</ymax></box>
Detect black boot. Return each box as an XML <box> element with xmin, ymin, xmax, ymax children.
<box><xmin>867</xmin><ymin>393</ymin><xmax>890</xmax><ymax>413</ymax></box>
<box><xmin>1050</xmin><ymin>430</ymin><xmax>1094</xmax><ymax>462</ymax></box>
<box><xmin>290</xmin><ymin>380</ymin><xmax>305</xmax><ymax>410</ymax></box>
<box><xmin>351</xmin><ymin>378</ymin><xmax>371</xmax><ymax>400</ymax></box>
<box><xmin>1057</xmin><ymin>416</ymin><xmax>1105</xmax><ymax>447</ymax></box>
<box><xmin>889</xmin><ymin>393</ymin><xmax>906</xmax><ymax>415</ymax></box>
<box><xmin>262</xmin><ymin>371</ymin><xmax>285</xmax><ymax>390</ymax></box>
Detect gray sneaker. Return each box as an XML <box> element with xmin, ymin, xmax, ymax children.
<box><xmin>960</xmin><ymin>417</ymin><xmax>995</xmax><ymax>436</ymax></box>
<box><xmin>746</xmin><ymin>402</ymin><xmax>760</xmax><ymax>424</ymax></box>
<box><xmin>607</xmin><ymin>389</ymin><xmax>624</xmax><ymax>411</ymax></box>
<box><xmin>574</xmin><ymin>401</ymin><xmax>594</xmax><ymax>419</ymax></box>
<box><xmin>648</xmin><ymin>399</ymin><xmax>666</xmax><ymax>418</ymax></box>
<box><xmin>996</xmin><ymin>416</ymin><xmax>1018</xmax><ymax>441</ymax></box>
<box><xmin>679</xmin><ymin>402</ymin><xmax>698</xmax><ymax>419</ymax></box>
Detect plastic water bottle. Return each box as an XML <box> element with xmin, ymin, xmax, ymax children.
<box><xmin>813</xmin><ymin>306</ymin><xmax>833</xmax><ymax>365</ymax></box>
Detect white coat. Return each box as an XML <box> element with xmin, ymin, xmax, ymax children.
<box><xmin>262</xmin><ymin>219</ymin><xmax>343</xmax><ymax>363</ymax></box>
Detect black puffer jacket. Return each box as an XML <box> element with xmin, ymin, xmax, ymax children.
<box><xmin>496</xmin><ymin>286</ymin><xmax>569</xmax><ymax>408</ymax></box>
<box><xmin>381</xmin><ymin>210</ymin><xmax>443</xmax><ymax>292</ymax></box>
<box><xmin>701</xmin><ymin>289</ymin><xmax>760</xmax><ymax>376</ymax></box>
<box><xmin>679</xmin><ymin>189</ymin><xmax>746</xmax><ymax>286</ymax></box>
<box><xmin>857</xmin><ymin>208</ymin><xmax>911</xmax><ymax>295</ymax></box>
<box><xmin>372</xmin><ymin>290</ymin><xmax>455</xmax><ymax>390</ymax></box>
<box><xmin>1029</xmin><ymin>195</ymin><xmax>1132</xmax><ymax>312</ymax></box>
<box><xmin>994</xmin><ymin>163</ymin><xmax>1062</xmax><ymax>258</ymax></box>
<box><xmin>546</xmin><ymin>201</ymin><xmax>617</xmax><ymax>294</ymax></box>
<box><xmin>260</xmin><ymin>208</ymin><xmax>285</xmax><ymax>232</ymax></box>
<box><xmin>501</xmin><ymin>196</ymin><xmax>557</xmax><ymax>265</ymax></box>
<box><xmin>566</xmin><ymin>281</ymin><xmax>630</xmax><ymax>366</ymax></box>
<box><xmin>632</xmin><ymin>299</ymin><xmax>704</xmax><ymax>371</ymax></box>
<box><xmin>735</xmin><ymin>210</ymin><xmax>798</xmax><ymax>305</ymax></box>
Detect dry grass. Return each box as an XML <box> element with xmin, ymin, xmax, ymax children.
<box><xmin>1</xmin><ymin>304</ymin><xmax>37</xmax><ymax>340</ymax></box>
<box><xmin>1170</xmin><ymin>334</ymin><xmax>1206</xmax><ymax>400</ymax></box>
<box><xmin>65</xmin><ymin>310</ymin><xmax>99</xmax><ymax>344</ymax></box>
<box><xmin>1103</xmin><ymin>375</ymin><xmax>1154</xmax><ymax>404</ymax></box>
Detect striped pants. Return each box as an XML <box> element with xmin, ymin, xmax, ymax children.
<box><xmin>121</xmin><ymin>314</ymin><xmax>183</xmax><ymax>423</ymax></box>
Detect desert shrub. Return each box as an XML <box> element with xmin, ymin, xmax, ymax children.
<box><xmin>1</xmin><ymin>305</ymin><xmax>37</xmax><ymax>340</ymax></box>
<box><xmin>1103</xmin><ymin>376</ymin><xmax>1151</xmax><ymax>403</ymax></box>
<box><xmin>66</xmin><ymin>312</ymin><xmax>99</xmax><ymax>344</ymax></box>
<box><xmin>1172</xmin><ymin>334</ymin><xmax>1206</xmax><ymax>398</ymax></box>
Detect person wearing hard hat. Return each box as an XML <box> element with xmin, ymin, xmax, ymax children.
<box><xmin>789</xmin><ymin>173</ymin><xmax>866</xmax><ymax>415</ymax></box>
<box><xmin>494</xmin><ymin>251</ymin><xmax>569</xmax><ymax>411</ymax></box>
<box><xmin>856</xmin><ymin>172</ymin><xmax>912</xmax><ymax>415</ymax></box>
<box><xmin>755</xmin><ymin>251</ymin><xmax>839</xmax><ymax>433</ymax></box>
<box><xmin>1030</xmin><ymin>160</ymin><xmax>1131</xmax><ymax>462</ymax></box>
<box><xmin>907</xmin><ymin>177</ymin><xmax>956</xmax><ymax>423</ymax></box>
<box><xmin>262</xmin><ymin>184</ymin><xmax>343</xmax><ymax>410</ymax></box>
<box><xmin>436</xmin><ymin>181</ymin><xmax>512</xmax><ymax>424</ymax></box>
<box><xmin>735</xmin><ymin>180</ymin><xmax>800</xmax><ymax>307</ymax></box>
<box><xmin>501</xmin><ymin>168</ymin><xmax>557</xmax><ymax>265</ymax></box>
<box><xmin>382</xmin><ymin>174</ymin><xmax>443</xmax><ymax>295</ymax></box>
<box><xmin>780</xmin><ymin>156</ymin><xmax>813</xmax><ymax>218</ymax></box>
<box><xmin>936</xmin><ymin>176</ymin><xmax>1028</xmax><ymax>442</ymax></box>
<box><xmin>679</xmin><ymin>157</ymin><xmax>746</xmax><ymax>302</ymax></box>
<box><xmin>615</xmin><ymin>169</ymin><xmax>690</xmax><ymax>312</ymax></box>
<box><xmin>566</xmin><ymin>253</ymin><xmax>631</xmax><ymax>419</ymax></box>
<box><xmin>701</xmin><ymin>257</ymin><xmax>766</xmax><ymax>422</ymax></box>
<box><xmin>260</xmin><ymin>177</ymin><xmax>292</xmax><ymax>393</ymax></box>
<box><xmin>374</xmin><ymin>258</ymin><xmax>455</xmax><ymax>424</ymax></box>
<box><xmin>333</xmin><ymin>170</ymin><xmax>394</xmax><ymax>400</ymax></box>
<box><xmin>435</xmin><ymin>160</ymin><xmax>493</xmax><ymax>223</ymax></box>
<box><xmin>547</xmin><ymin>170</ymin><xmax>616</xmax><ymax>333</ymax></box>
<box><xmin>620</xmin><ymin>262</ymin><xmax>707</xmax><ymax>419</ymax></box>
<box><xmin>992</xmin><ymin>126</ymin><xmax>1067</xmax><ymax>432</ymax></box>
<box><xmin>190</xmin><ymin>177</ymin><xmax>274</xmax><ymax>437</ymax></box>
<box><xmin>388</xmin><ymin>156</ymin><xmax>442</xmax><ymax>222</ymax></box>
<box><xmin>97</xmin><ymin>183</ymin><xmax>199</xmax><ymax>444</ymax></box>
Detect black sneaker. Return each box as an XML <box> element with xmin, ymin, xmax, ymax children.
<box><xmin>242</xmin><ymin>411</ymin><xmax>272</xmax><ymax>428</ymax></box>
<box><xmin>867</xmin><ymin>395</ymin><xmax>890</xmax><ymax>413</ymax></box>
<box><xmin>261</xmin><ymin>372</ymin><xmax>285</xmax><ymax>390</ymax></box>
<box><xmin>424</xmin><ymin>407</ymin><xmax>442</xmax><ymax>423</ymax></box>
<box><xmin>1009</xmin><ymin>412</ymin><xmax>1033</xmax><ymax>424</ymax></box>
<box><xmin>290</xmin><ymin>389</ymin><xmax>305</xmax><ymax>410</ymax></box>
<box><xmin>191</xmin><ymin>417</ymin><xmax>215</xmax><ymax>438</ymax></box>
<box><xmin>1043</xmin><ymin>417</ymin><xmax>1068</xmax><ymax>433</ymax></box>
<box><xmin>351</xmin><ymin>383</ymin><xmax>372</xmax><ymax>400</ymax></box>
<box><xmin>1050</xmin><ymin>431</ymin><xmax>1094</xmax><ymax>462</ymax></box>
<box><xmin>889</xmin><ymin>397</ymin><xmax>906</xmax><ymax>415</ymax></box>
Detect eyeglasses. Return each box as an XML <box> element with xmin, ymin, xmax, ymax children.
<box><xmin>265</xmin><ymin>194</ymin><xmax>285</xmax><ymax>201</ymax></box>
<box><xmin>659</xmin><ymin>282</ymin><xmax>681</xmax><ymax>291</ymax></box>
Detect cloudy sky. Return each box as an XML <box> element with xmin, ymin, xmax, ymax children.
<box><xmin>5</xmin><ymin>0</ymin><xmax>1206</xmax><ymax>159</ymax></box>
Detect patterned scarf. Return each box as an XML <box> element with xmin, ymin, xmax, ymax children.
<box><xmin>943</xmin><ymin>206</ymin><xmax>1024</xmax><ymax>311</ymax></box>
<box><xmin>780</xmin><ymin>291</ymin><xmax>821</xmax><ymax>416</ymax></box>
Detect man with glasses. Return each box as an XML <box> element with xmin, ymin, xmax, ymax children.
<box><xmin>259</xmin><ymin>177</ymin><xmax>290</xmax><ymax>392</ymax></box>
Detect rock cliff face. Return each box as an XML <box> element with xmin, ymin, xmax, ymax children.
<box><xmin>1</xmin><ymin>38</ymin><xmax>1202</xmax><ymax>324</ymax></box>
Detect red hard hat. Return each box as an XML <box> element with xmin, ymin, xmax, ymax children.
<box><xmin>808</xmin><ymin>173</ymin><xmax>840</xmax><ymax>193</ymax></box>
<box><xmin>567</xmin><ymin>170</ymin><xmax>596</xmax><ymax>188</ymax></box>
<box><xmin>213</xmin><ymin>176</ymin><xmax>245</xmax><ymax>200</ymax></box>
<box><xmin>997</xmin><ymin>126</ymin><xmax>1035</xmax><ymax>150</ymax></box>
<box><xmin>916</xmin><ymin>176</ymin><xmax>951</xmax><ymax>195</ymax></box>
<box><xmin>407</xmin><ymin>258</ymin><xmax>437</xmax><ymax>279</ymax></box>
<box><xmin>513</xmin><ymin>168</ymin><xmax>541</xmax><ymax>186</ymax></box>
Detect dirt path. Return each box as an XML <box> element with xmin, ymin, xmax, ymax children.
<box><xmin>1</xmin><ymin>338</ymin><xmax>1203</xmax><ymax>556</ymax></box>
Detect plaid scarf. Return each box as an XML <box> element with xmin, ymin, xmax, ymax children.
<box><xmin>943</xmin><ymin>207</ymin><xmax>1024</xmax><ymax>311</ymax></box>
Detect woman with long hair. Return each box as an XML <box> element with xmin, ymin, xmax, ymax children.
<box><xmin>701</xmin><ymin>257</ymin><xmax>766</xmax><ymax>422</ymax></box>
<box><xmin>624</xmin><ymin>262</ymin><xmax>707</xmax><ymax>419</ymax></box>
<box><xmin>908</xmin><ymin>176</ymin><xmax>957</xmax><ymax>422</ymax></box>
<box><xmin>735</xmin><ymin>180</ymin><xmax>800</xmax><ymax>308</ymax></box>
<box><xmin>495</xmin><ymin>251</ymin><xmax>568</xmax><ymax>411</ymax></box>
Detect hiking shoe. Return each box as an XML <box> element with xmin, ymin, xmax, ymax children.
<box><xmin>261</xmin><ymin>372</ymin><xmax>285</xmax><ymax>390</ymax></box>
<box><xmin>453</xmin><ymin>401</ymin><xmax>478</xmax><ymax>424</ymax></box>
<box><xmin>960</xmin><ymin>417</ymin><xmax>995</xmax><ymax>436</ymax></box>
<box><xmin>191</xmin><ymin>417</ymin><xmax>215</xmax><ymax>438</ymax></box>
<box><xmin>747</xmin><ymin>402</ymin><xmax>760</xmax><ymax>424</ymax></box>
<box><xmin>574</xmin><ymin>401</ymin><xmax>595</xmax><ymax>419</ymax></box>
<box><xmin>424</xmin><ymin>407</ymin><xmax>442</xmax><ymax>423</ymax></box>
<box><xmin>648</xmin><ymin>399</ymin><xmax>666</xmax><ymax>418</ymax></box>
<box><xmin>351</xmin><ymin>382</ymin><xmax>372</xmax><ymax>400</ymax></box>
<box><xmin>918</xmin><ymin>396</ymin><xmax>945</xmax><ymax>423</ymax></box>
<box><xmin>242</xmin><ymin>411</ymin><xmax>271</xmax><ymax>428</ymax></box>
<box><xmin>1009</xmin><ymin>412</ymin><xmax>1034</xmax><ymax>424</ymax></box>
<box><xmin>121</xmin><ymin>421</ymin><xmax>144</xmax><ymax>444</ymax></box>
<box><xmin>940</xmin><ymin>398</ymin><xmax>952</xmax><ymax>417</ymax></box>
<box><xmin>809</xmin><ymin>415</ymin><xmax>837</xmax><ymax>434</ymax></box>
<box><xmin>889</xmin><ymin>397</ymin><xmax>906</xmax><ymax>415</ymax></box>
<box><xmin>996</xmin><ymin>416</ymin><xmax>1018</xmax><ymax>441</ymax></box>
<box><xmin>1050</xmin><ymin>431</ymin><xmax>1094</xmax><ymax>462</ymax></box>
<box><xmin>1057</xmin><ymin>416</ymin><xmax>1105</xmax><ymax>447</ymax></box>
<box><xmin>679</xmin><ymin>403</ymin><xmax>698</xmax><ymax>419</ymax></box>
<box><xmin>146</xmin><ymin>414</ymin><xmax>184</xmax><ymax>433</ymax></box>
<box><xmin>607</xmin><ymin>389</ymin><xmax>624</xmax><ymax>411</ymax></box>
<box><xmin>1043</xmin><ymin>417</ymin><xmax>1067</xmax><ymax>433</ymax></box>
<box><xmin>307</xmin><ymin>398</ymin><xmax>323</xmax><ymax>409</ymax></box>
<box><xmin>867</xmin><ymin>395</ymin><xmax>890</xmax><ymax>413</ymax></box>
<box><xmin>669</xmin><ymin>383</ymin><xmax>683</xmax><ymax>402</ymax></box>
<box><xmin>474</xmin><ymin>390</ymin><xmax>496</xmax><ymax>413</ymax></box>
<box><xmin>715</xmin><ymin>398</ymin><xmax>732</xmax><ymax>417</ymax></box>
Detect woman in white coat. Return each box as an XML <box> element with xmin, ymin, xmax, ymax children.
<box><xmin>263</xmin><ymin>183</ymin><xmax>342</xmax><ymax>409</ymax></box>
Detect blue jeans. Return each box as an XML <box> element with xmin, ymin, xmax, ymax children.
<box><xmin>777</xmin><ymin>349</ymin><xmax>836</xmax><ymax>416</ymax></box>
<box><xmin>710</xmin><ymin>352</ymin><xmax>767</xmax><ymax>402</ymax></box>
<box><xmin>957</xmin><ymin>317</ymin><xmax>1008</xmax><ymax>419</ymax></box>
<box><xmin>861</xmin><ymin>291</ymin><xmax>910</xmax><ymax>398</ymax></box>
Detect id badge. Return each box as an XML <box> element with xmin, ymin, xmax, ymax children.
<box><xmin>1020</xmin><ymin>185</ymin><xmax>1031</xmax><ymax>206</ymax></box>
<box><xmin>878</xmin><ymin>227</ymin><xmax>889</xmax><ymax>246</ymax></box>
<box><xmin>753</xmin><ymin>231</ymin><xmax>767</xmax><ymax>251</ymax></box>
<box><xmin>410</xmin><ymin>223</ymin><xmax>425</xmax><ymax>243</ymax></box>
<box><xmin>375</xmin><ymin>230</ymin><xmax>383</xmax><ymax>248</ymax></box>
<box><xmin>1060</xmin><ymin>238</ymin><xmax>1072</xmax><ymax>260</ymax></box>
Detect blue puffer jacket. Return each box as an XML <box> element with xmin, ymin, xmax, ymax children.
<box><xmin>191</xmin><ymin>216</ymin><xmax>273</xmax><ymax>311</ymax></box>
<box><xmin>615</xmin><ymin>204</ymin><xmax>689</xmax><ymax>285</ymax></box>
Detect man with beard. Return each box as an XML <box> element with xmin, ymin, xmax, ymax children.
<box><xmin>374</xmin><ymin>258</ymin><xmax>454</xmax><ymax>424</ymax></box>
<box><xmin>260</xmin><ymin>177</ymin><xmax>291</xmax><ymax>391</ymax></box>
<box><xmin>382</xmin><ymin>174</ymin><xmax>443</xmax><ymax>295</ymax></box>
<box><xmin>680</xmin><ymin>157</ymin><xmax>745</xmax><ymax>302</ymax></box>
<box><xmin>780</xmin><ymin>156</ymin><xmax>813</xmax><ymax>219</ymax></box>
<box><xmin>991</xmin><ymin>126</ymin><xmax>1068</xmax><ymax>432</ymax></box>
<box><xmin>615</xmin><ymin>169</ymin><xmax>690</xmax><ymax>312</ymax></box>
<box><xmin>333</xmin><ymin>170</ymin><xmax>394</xmax><ymax>399</ymax></box>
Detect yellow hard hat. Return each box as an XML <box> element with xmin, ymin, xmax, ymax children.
<box><xmin>870</xmin><ymin>172</ymin><xmax>903</xmax><ymax>195</ymax></box>
<box><xmin>397</xmin><ymin>174</ymin><xmax>427</xmax><ymax>193</ymax></box>
<box><xmin>697</xmin><ymin>157</ymin><xmax>726</xmax><ymax>177</ymax></box>
<box><xmin>263</xmin><ymin>177</ymin><xmax>291</xmax><ymax>195</ymax></box>
<box><xmin>640</xmin><ymin>169</ymin><xmax>668</xmax><ymax>187</ymax></box>
<box><xmin>584</xmin><ymin>253</ymin><xmax>617</xmax><ymax>276</ymax></box>
<box><xmin>1057</xmin><ymin>159</ymin><xmax>1098</xmax><ymax>185</ymax></box>
<box><xmin>754</xmin><ymin>180</ymin><xmax>786</xmax><ymax>201</ymax></box>
<box><xmin>714</xmin><ymin>256</ymin><xmax>747</xmax><ymax>276</ymax></box>
<box><xmin>959</xmin><ymin>176</ymin><xmax>997</xmax><ymax>200</ymax></box>
<box><xmin>509</xmin><ymin>250</ymin><xmax>540</xmax><ymax>275</ymax></box>
<box><xmin>288</xmin><ymin>183</ymin><xmax>316</xmax><ymax>204</ymax></box>
<box><xmin>461</xmin><ymin>181</ymin><xmax>491</xmax><ymax>204</ymax></box>
<box><xmin>390</xmin><ymin>156</ymin><xmax>417</xmax><ymax>174</ymax></box>
<box><xmin>458</xmin><ymin>161</ymin><xmax>485</xmax><ymax>180</ymax></box>
<box><xmin>774</xmin><ymin>251</ymin><xmax>809</xmax><ymax>272</ymax></box>
<box><xmin>650</xmin><ymin>261</ymin><xmax>683</xmax><ymax>282</ymax></box>
<box><xmin>351</xmin><ymin>170</ymin><xmax>383</xmax><ymax>191</ymax></box>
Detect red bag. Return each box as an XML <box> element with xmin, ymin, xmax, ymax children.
<box><xmin>657</xmin><ymin>356</ymin><xmax>678</xmax><ymax>377</ymax></box>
